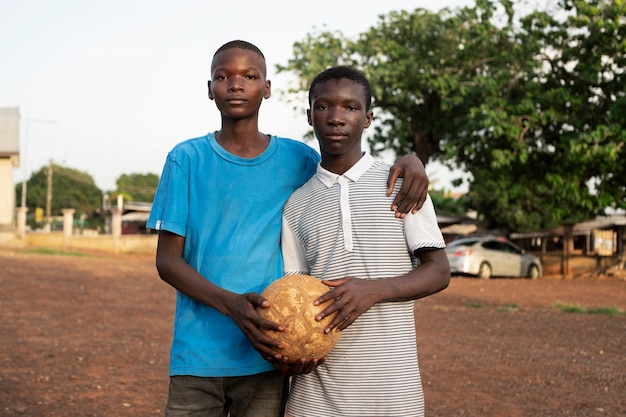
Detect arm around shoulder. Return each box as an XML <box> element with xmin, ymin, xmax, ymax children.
<box><xmin>388</xmin><ymin>155</ymin><xmax>429</xmax><ymax>217</ymax></box>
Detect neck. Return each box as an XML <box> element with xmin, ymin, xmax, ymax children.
<box><xmin>320</xmin><ymin>151</ymin><xmax>365</xmax><ymax>175</ymax></box>
<box><xmin>215</xmin><ymin>123</ymin><xmax>270</xmax><ymax>158</ymax></box>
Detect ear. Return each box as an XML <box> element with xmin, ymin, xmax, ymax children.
<box><xmin>207</xmin><ymin>80</ymin><xmax>214</xmax><ymax>100</ymax></box>
<box><xmin>307</xmin><ymin>109</ymin><xmax>313</xmax><ymax>126</ymax></box>
<box><xmin>364</xmin><ymin>110</ymin><xmax>374</xmax><ymax>128</ymax></box>
<box><xmin>264</xmin><ymin>80</ymin><xmax>271</xmax><ymax>99</ymax></box>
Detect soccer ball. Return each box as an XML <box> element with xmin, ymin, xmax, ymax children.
<box><xmin>258</xmin><ymin>274</ymin><xmax>341</xmax><ymax>362</ymax></box>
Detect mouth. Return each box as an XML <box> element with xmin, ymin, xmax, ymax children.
<box><xmin>324</xmin><ymin>131</ymin><xmax>347</xmax><ymax>140</ymax></box>
<box><xmin>226</xmin><ymin>97</ymin><xmax>247</xmax><ymax>104</ymax></box>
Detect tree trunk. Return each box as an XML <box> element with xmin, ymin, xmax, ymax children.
<box><xmin>412</xmin><ymin>129</ymin><xmax>438</xmax><ymax>165</ymax></box>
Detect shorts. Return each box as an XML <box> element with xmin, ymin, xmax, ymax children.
<box><xmin>165</xmin><ymin>371</ymin><xmax>288</xmax><ymax>417</ymax></box>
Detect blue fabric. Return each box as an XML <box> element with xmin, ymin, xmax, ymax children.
<box><xmin>147</xmin><ymin>133</ymin><xmax>319</xmax><ymax>377</ymax></box>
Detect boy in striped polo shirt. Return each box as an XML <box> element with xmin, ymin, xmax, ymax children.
<box><xmin>281</xmin><ymin>66</ymin><xmax>451</xmax><ymax>417</ymax></box>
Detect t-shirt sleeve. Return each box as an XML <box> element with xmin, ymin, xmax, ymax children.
<box><xmin>404</xmin><ymin>194</ymin><xmax>446</xmax><ymax>253</ymax></box>
<box><xmin>146</xmin><ymin>152</ymin><xmax>189</xmax><ymax>237</ymax></box>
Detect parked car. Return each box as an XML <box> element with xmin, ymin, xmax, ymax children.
<box><xmin>445</xmin><ymin>236</ymin><xmax>542</xmax><ymax>279</ymax></box>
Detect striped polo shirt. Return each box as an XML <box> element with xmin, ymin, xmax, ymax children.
<box><xmin>281</xmin><ymin>153</ymin><xmax>445</xmax><ymax>417</ymax></box>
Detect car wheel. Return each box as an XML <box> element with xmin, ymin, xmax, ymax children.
<box><xmin>528</xmin><ymin>264</ymin><xmax>540</xmax><ymax>280</ymax></box>
<box><xmin>478</xmin><ymin>262</ymin><xmax>492</xmax><ymax>279</ymax></box>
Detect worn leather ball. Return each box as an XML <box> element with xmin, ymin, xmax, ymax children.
<box><xmin>258</xmin><ymin>274</ymin><xmax>341</xmax><ymax>362</ymax></box>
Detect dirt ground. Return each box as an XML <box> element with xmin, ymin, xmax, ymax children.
<box><xmin>1</xmin><ymin>249</ymin><xmax>625</xmax><ymax>417</ymax></box>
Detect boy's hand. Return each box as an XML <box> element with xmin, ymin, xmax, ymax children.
<box><xmin>314</xmin><ymin>278</ymin><xmax>380</xmax><ymax>333</ymax></box>
<box><xmin>227</xmin><ymin>292</ymin><xmax>288</xmax><ymax>361</ymax></box>
<box><xmin>388</xmin><ymin>155</ymin><xmax>429</xmax><ymax>218</ymax></box>
<box><xmin>270</xmin><ymin>357</ymin><xmax>325</xmax><ymax>375</ymax></box>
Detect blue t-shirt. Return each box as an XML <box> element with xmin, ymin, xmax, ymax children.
<box><xmin>147</xmin><ymin>133</ymin><xmax>319</xmax><ymax>377</ymax></box>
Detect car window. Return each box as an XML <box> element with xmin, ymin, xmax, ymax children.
<box><xmin>501</xmin><ymin>242</ymin><xmax>521</xmax><ymax>254</ymax></box>
<box><xmin>481</xmin><ymin>241</ymin><xmax>501</xmax><ymax>251</ymax></box>
<box><xmin>448</xmin><ymin>239</ymin><xmax>480</xmax><ymax>248</ymax></box>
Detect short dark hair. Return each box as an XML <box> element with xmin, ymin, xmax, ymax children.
<box><xmin>309</xmin><ymin>66</ymin><xmax>372</xmax><ymax>111</ymax></box>
<box><xmin>214</xmin><ymin>40</ymin><xmax>265</xmax><ymax>61</ymax></box>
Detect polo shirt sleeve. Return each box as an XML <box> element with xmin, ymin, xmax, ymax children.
<box><xmin>404</xmin><ymin>194</ymin><xmax>446</xmax><ymax>253</ymax></box>
<box><xmin>281</xmin><ymin>215</ymin><xmax>310</xmax><ymax>275</ymax></box>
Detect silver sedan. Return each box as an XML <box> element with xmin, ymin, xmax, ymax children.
<box><xmin>445</xmin><ymin>236</ymin><xmax>542</xmax><ymax>279</ymax></box>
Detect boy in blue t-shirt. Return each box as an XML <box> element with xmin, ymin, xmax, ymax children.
<box><xmin>147</xmin><ymin>40</ymin><xmax>430</xmax><ymax>417</ymax></box>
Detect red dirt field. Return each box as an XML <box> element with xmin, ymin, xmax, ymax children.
<box><xmin>1</xmin><ymin>249</ymin><xmax>625</xmax><ymax>417</ymax></box>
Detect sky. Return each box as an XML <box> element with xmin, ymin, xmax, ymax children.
<box><xmin>1</xmin><ymin>0</ymin><xmax>473</xmax><ymax>193</ymax></box>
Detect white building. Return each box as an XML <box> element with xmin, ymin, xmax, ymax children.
<box><xmin>0</xmin><ymin>107</ymin><xmax>20</xmax><ymax>235</ymax></box>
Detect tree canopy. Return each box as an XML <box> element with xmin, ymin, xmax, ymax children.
<box><xmin>277</xmin><ymin>0</ymin><xmax>625</xmax><ymax>232</ymax></box>
<box><xmin>15</xmin><ymin>165</ymin><xmax>160</xmax><ymax>228</ymax></box>
<box><xmin>15</xmin><ymin>162</ymin><xmax>102</xmax><ymax>226</ymax></box>
<box><xmin>114</xmin><ymin>172</ymin><xmax>159</xmax><ymax>203</ymax></box>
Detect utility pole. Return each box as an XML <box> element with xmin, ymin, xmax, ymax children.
<box><xmin>20</xmin><ymin>118</ymin><xmax>56</xmax><ymax>209</ymax></box>
<box><xmin>46</xmin><ymin>159</ymin><xmax>53</xmax><ymax>229</ymax></box>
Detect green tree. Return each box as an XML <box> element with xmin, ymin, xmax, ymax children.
<box><xmin>462</xmin><ymin>0</ymin><xmax>626</xmax><ymax>231</ymax></box>
<box><xmin>277</xmin><ymin>0</ymin><xmax>626</xmax><ymax>232</ymax></box>
<box><xmin>15</xmin><ymin>163</ymin><xmax>103</xmax><ymax>227</ymax></box>
<box><xmin>114</xmin><ymin>172</ymin><xmax>159</xmax><ymax>202</ymax></box>
<box><xmin>430</xmin><ymin>190</ymin><xmax>470</xmax><ymax>217</ymax></box>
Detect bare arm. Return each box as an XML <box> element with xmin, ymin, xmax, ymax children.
<box><xmin>154</xmin><ymin>230</ymin><xmax>286</xmax><ymax>360</ymax></box>
<box><xmin>314</xmin><ymin>249</ymin><xmax>450</xmax><ymax>333</ymax></box>
<box><xmin>388</xmin><ymin>155</ymin><xmax>430</xmax><ymax>217</ymax></box>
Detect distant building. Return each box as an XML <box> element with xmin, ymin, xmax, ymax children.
<box><xmin>0</xmin><ymin>107</ymin><xmax>20</xmax><ymax>233</ymax></box>
<box><xmin>510</xmin><ymin>215</ymin><xmax>626</xmax><ymax>257</ymax></box>
<box><xmin>101</xmin><ymin>196</ymin><xmax>154</xmax><ymax>235</ymax></box>
<box><xmin>120</xmin><ymin>201</ymin><xmax>153</xmax><ymax>235</ymax></box>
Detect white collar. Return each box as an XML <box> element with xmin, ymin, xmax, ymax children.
<box><xmin>316</xmin><ymin>153</ymin><xmax>375</xmax><ymax>188</ymax></box>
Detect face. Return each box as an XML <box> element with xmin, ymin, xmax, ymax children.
<box><xmin>307</xmin><ymin>78</ymin><xmax>373</xmax><ymax>163</ymax></box>
<box><xmin>208</xmin><ymin>48</ymin><xmax>271</xmax><ymax>120</ymax></box>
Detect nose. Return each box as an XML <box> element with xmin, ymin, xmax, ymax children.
<box><xmin>228</xmin><ymin>76</ymin><xmax>244</xmax><ymax>91</ymax></box>
<box><xmin>327</xmin><ymin>108</ymin><xmax>344</xmax><ymax>125</ymax></box>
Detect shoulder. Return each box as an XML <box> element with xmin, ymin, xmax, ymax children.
<box><xmin>284</xmin><ymin>175</ymin><xmax>322</xmax><ymax>208</ymax></box>
<box><xmin>361</xmin><ymin>159</ymin><xmax>393</xmax><ymax>182</ymax></box>
<box><xmin>168</xmin><ymin>135</ymin><xmax>210</xmax><ymax>155</ymax></box>
<box><xmin>370</xmin><ymin>159</ymin><xmax>392</xmax><ymax>173</ymax></box>
<box><xmin>272</xmin><ymin>137</ymin><xmax>321</xmax><ymax>177</ymax></box>
<box><xmin>165</xmin><ymin>135</ymin><xmax>212</xmax><ymax>161</ymax></box>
